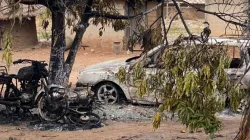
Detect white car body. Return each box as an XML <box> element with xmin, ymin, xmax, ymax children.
<box><xmin>77</xmin><ymin>37</ymin><xmax>250</xmax><ymax>104</ymax></box>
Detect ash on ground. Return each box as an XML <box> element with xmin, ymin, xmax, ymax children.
<box><xmin>95</xmin><ymin>104</ymin><xmax>159</xmax><ymax>121</ymax></box>
<box><xmin>0</xmin><ymin>104</ymin><xmax>243</xmax><ymax>132</ymax></box>
<box><xmin>28</xmin><ymin>120</ymin><xmax>103</xmax><ymax>131</ymax></box>
<box><xmin>0</xmin><ymin>104</ymin><xmax>160</xmax><ymax>131</ymax></box>
<box><xmin>0</xmin><ymin>105</ymin><xmax>103</xmax><ymax>131</ymax></box>
<box><xmin>0</xmin><ymin>104</ymin><xmax>160</xmax><ymax>130</ymax></box>
<box><xmin>95</xmin><ymin>104</ymin><xmax>243</xmax><ymax>122</ymax></box>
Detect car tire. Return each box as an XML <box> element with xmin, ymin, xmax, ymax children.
<box><xmin>96</xmin><ymin>82</ymin><xmax>120</xmax><ymax>104</ymax></box>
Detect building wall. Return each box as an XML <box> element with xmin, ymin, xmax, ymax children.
<box><xmin>65</xmin><ymin>0</ymin><xmax>162</xmax><ymax>48</ymax></box>
<box><xmin>0</xmin><ymin>17</ymin><xmax>38</xmax><ymax>49</ymax></box>
<box><xmin>167</xmin><ymin>4</ymin><xmax>205</xmax><ymax>21</ymax></box>
<box><xmin>65</xmin><ymin>1</ymin><xmax>205</xmax><ymax>49</ymax></box>
<box><xmin>147</xmin><ymin>1</ymin><xmax>161</xmax><ymax>27</ymax></box>
<box><xmin>205</xmin><ymin>0</ymin><xmax>246</xmax><ymax>37</ymax></box>
<box><xmin>65</xmin><ymin>0</ymin><xmax>125</xmax><ymax>48</ymax></box>
<box><xmin>84</xmin><ymin>0</ymin><xmax>125</xmax><ymax>48</ymax></box>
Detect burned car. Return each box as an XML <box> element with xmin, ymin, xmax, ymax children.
<box><xmin>76</xmin><ymin>37</ymin><xmax>250</xmax><ymax>105</ymax></box>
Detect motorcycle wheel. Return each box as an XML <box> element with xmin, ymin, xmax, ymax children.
<box><xmin>37</xmin><ymin>94</ymin><xmax>68</xmax><ymax>122</ymax></box>
<box><xmin>68</xmin><ymin>112</ymin><xmax>101</xmax><ymax>127</ymax></box>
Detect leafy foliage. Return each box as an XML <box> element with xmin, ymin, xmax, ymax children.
<box><xmin>2</xmin><ymin>32</ymin><xmax>13</xmax><ymax>68</ymax></box>
<box><xmin>89</xmin><ymin>0</ymin><xmax>131</xmax><ymax>35</ymax></box>
<box><xmin>117</xmin><ymin>39</ymin><xmax>244</xmax><ymax>136</ymax></box>
<box><xmin>0</xmin><ymin>0</ymin><xmax>22</xmax><ymax>67</ymax></box>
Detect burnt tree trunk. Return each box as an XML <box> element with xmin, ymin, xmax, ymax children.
<box><xmin>49</xmin><ymin>6</ymin><xmax>66</xmax><ymax>85</ymax></box>
<box><xmin>64</xmin><ymin>0</ymin><xmax>93</xmax><ymax>84</ymax></box>
<box><xmin>64</xmin><ymin>25</ymin><xmax>88</xmax><ymax>84</ymax></box>
<box><xmin>48</xmin><ymin>0</ymin><xmax>92</xmax><ymax>86</ymax></box>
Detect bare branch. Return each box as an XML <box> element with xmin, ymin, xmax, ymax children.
<box><xmin>90</xmin><ymin>1</ymin><xmax>166</xmax><ymax>20</ymax></box>
<box><xmin>181</xmin><ymin>0</ymin><xmax>247</xmax><ymax>27</ymax></box>
<box><xmin>161</xmin><ymin>0</ymin><xmax>167</xmax><ymax>44</ymax></box>
<box><xmin>19</xmin><ymin>0</ymin><xmax>49</xmax><ymax>6</ymax></box>
<box><xmin>172</xmin><ymin>0</ymin><xmax>192</xmax><ymax>36</ymax></box>
<box><xmin>166</xmin><ymin>13</ymin><xmax>178</xmax><ymax>35</ymax></box>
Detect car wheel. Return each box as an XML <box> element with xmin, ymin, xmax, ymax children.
<box><xmin>96</xmin><ymin>83</ymin><xmax>119</xmax><ymax>104</ymax></box>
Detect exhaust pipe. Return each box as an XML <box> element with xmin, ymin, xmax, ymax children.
<box><xmin>0</xmin><ymin>100</ymin><xmax>20</xmax><ymax>107</ymax></box>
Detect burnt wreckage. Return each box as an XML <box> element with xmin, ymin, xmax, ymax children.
<box><xmin>0</xmin><ymin>59</ymin><xmax>101</xmax><ymax>127</ymax></box>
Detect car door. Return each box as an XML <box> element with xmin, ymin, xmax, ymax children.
<box><xmin>226</xmin><ymin>58</ymin><xmax>245</xmax><ymax>84</ymax></box>
<box><xmin>127</xmin><ymin>51</ymin><xmax>163</xmax><ymax>104</ymax></box>
<box><xmin>226</xmin><ymin>46</ymin><xmax>250</xmax><ymax>89</ymax></box>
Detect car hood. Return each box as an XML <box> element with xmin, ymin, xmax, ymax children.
<box><xmin>82</xmin><ymin>58</ymin><xmax>130</xmax><ymax>72</ymax></box>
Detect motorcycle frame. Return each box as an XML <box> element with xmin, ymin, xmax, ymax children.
<box><xmin>0</xmin><ymin>60</ymin><xmax>49</xmax><ymax>109</ymax></box>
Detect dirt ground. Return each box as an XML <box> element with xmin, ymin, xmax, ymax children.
<box><xmin>0</xmin><ymin>116</ymin><xmax>242</xmax><ymax>140</ymax></box>
<box><xmin>0</xmin><ymin>46</ymin><xmax>244</xmax><ymax>140</ymax></box>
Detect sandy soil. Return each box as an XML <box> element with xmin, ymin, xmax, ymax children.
<box><xmin>0</xmin><ymin>46</ymin><xmax>244</xmax><ymax>140</ymax></box>
<box><xmin>0</xmin><ymin>116</ymin><xmax>242</xmax><ymax>140</ymax></box>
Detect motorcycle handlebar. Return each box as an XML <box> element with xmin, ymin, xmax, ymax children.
<box><xmin>12</xmin><ymin>59</ymin><xmax>22</xmax><ymax>64</ymax></box>
<box><xmin>13</xmin><ymin>59</ymin><xmax>48</xmax><ymax>66</ymax></box>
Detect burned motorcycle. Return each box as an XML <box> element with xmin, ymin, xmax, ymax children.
<box><xmin>0</xmin><ymin>59</ymin><xmax>49</xmax><ymax>114</ymax></box>
<box><xmin>0</xmin><ymin>59</ymin><xmax>101</xmax><ymax>126</ymax></box>
<box><xmin>37</xmin><ymin>85</ymin><xmax>102</xmax><ymax>127</ymax></box>
<box><xmin>37</xmin><ymin>83</ymin><xmax>68</xmax><ymax>122</ymax></box>
<box><xmin>66</xmin><ymin>87</ymin><xmax>102</xmax><ymax>126</ymax></box>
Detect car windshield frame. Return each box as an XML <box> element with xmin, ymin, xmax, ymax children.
<box><xmin>125</xmin><ymin>45</ymin><xmax>164</xmax><ymax>63</ymax></box>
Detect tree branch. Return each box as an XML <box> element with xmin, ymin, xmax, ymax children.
<box><xmin>65</xmin><ymin>0</ymin><xmax>93</xmax><ymax>78</ymax></box>
<box><xmin>166</xmin><ymin>13</ymin><xmax>179</xmax><ymax>35</ymax></box>
<box><xmin>172</xmin><ymin>0</ymin><xmax>192</xmax><ymax>36</ymax></box>
<box><xmin>180</xmin><ymin>0</ymin><xmax>247</xmax><ymax>27</ymax></box>
<box><xmin>161</xmin><ymin>0</ymin><xmax>167</xmax><ymax>44</ymax></box>
<box><xmin>89</xmin><ymin>12</ymin><xmax>134</xmax><ymax>19</ymax></box>
<box><xmin>19</xmin><ymin>0</ymin><xmax>50</xmax><ymax>6</ymax></box>
<box><xmin>89</xmin><ymin>1</ymin><xmax>166</xmax><ymax>20</ymax></box>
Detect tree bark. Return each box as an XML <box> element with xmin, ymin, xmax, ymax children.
<box><xmin>64</xmin><ymin>26</ymin><xmax>88</xmax><ymax>85</ymax></box>
<box><xmin>48</xmin><ymin>6</ymin><xmax>66</xmax><ymax>85</ymax></box>
<box><xmin>47</xmin><ymin>0</ymin><xmax>92</xmax><ymax>86</ymax></box>
<box><xmin>64</xmin><ymin>0</ymin><xmax>93</xmax><ymax>85</ymax></box>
